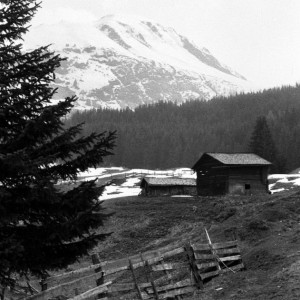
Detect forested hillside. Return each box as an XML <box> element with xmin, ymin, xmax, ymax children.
<box><xmin>66</xmin><ymin>85</ymin><xmax>300</xmax><ymax>172</ymax></box>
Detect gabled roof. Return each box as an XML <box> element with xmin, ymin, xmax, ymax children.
<box><xmin>141</xmin><ymin>177</ymin><xmax>196</xmax><ymax>187</ymax></box>
<box><xmin>193</xmin><ymin>152</ymin><xmax>272</xmax><ymax>169</ymax></box>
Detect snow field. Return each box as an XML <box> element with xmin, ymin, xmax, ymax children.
<box><xmin>78</xmin><ymin>167</ymin><xmax>300</xmax><ymax>197</ymax></box>
<box><xmin>268</xmin><ymin>174</ymin><xmax>300</xmax><ymax>193</ymax></box>
<box><xmin>77</xmin><ymin>167</ymin><xmax>196</xmax><ymax>200</ymax></box>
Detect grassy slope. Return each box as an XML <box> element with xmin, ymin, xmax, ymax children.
<box><xmin>93</xmin><ymin>191</ymin><xmax>300</xmax><ymax>300</ymax></box>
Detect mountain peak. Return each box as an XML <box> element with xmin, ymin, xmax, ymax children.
<box><xmin>95</xmin><ymin>15</ymin><xmax>245</xmax><ymax>80</ymax></box>
<box><xmin>24</xmin><ymin>14</ymin><xmax>250</xmax><ymax>110</ymax></box>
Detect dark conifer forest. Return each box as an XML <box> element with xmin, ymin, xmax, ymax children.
<box><xmin>66</xmin><ymin>85</ymin><xmax>300</xmax><ymax>172</ymax></box>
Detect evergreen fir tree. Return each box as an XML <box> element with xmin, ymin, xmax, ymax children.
<box><xmin>248</xmin><ymin>116</ymin><xmax>279</xmax><ymax>170</ymax></box>
<box><xmin>0</xmin><ymin>0</ymin><xmax>116</xmax><ymax>290</ymax></box>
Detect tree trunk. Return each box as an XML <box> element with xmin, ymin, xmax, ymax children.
<box><xmin>0</xmin><ymin>287</ymin><xmax>6</xmax><ymax>300</ymax></box>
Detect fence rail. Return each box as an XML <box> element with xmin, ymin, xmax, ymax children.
<box><xmin>24</xmin><ymin>232</ymin><xmax>244</xmax><ymax>300</ymax></box>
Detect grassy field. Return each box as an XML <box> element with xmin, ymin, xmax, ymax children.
<box><xmin>87</xmin><ymin>191</ymin><xmax>300</xmax><ymax>299</ymax></box>
<box><xmin>11</xmin><ymin>188</ymin><xmax>300</xmax><ymax>299</ymax></box>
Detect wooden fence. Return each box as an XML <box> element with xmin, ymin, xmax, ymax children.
<box><xmin>24</xmin><ymin>236</ymin><xmax>244</xmax><ymax>300</ymax></box>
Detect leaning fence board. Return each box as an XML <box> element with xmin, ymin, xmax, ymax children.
<box><xmin>45</xmin><ymin>262</ymin><xmax>107</xmax><ymax>287</ymax></box>
<box><xmin>109</xmin><ymin>283</ymin><xmax>135</xmax><ymax>293</ymax></box>
<box><xmin>109</xmin><ymin>281</ymin><xmax>157</xmax><ymax>293</ymax></box>
<box><xmin>221</xmin><ymin>263</ymin><xmax>244</xmax><ymax>273</ymax></box>
<box><xmin>104</xmin><ymin>247</ymin><xmax>185</xmax><ymax>276</ymax></box>
<box><xmin>200</xmin><ymin>270</ymin><xmax>220</xmax><ymax>280</ymax></box>
<box><xmin>25</xmin><ymin>273</ymin><xmax>103</xmax><ymax>300</ymax></box>
<box><xmin>190</xmin><ymin>243</ymin><xmax>211</xmax><ymax>251</ymax></box>
<box><xmin>158</xmin><ymin>247</ymin><xmax>185</xmax><ymax>259</ymax></box>
<box><xmin>194</xmin><ymin>253</ymin><xmax>215</xmax><ymax>260</ymax></box>
<box><xmin>24</xmin><ymin>264</ymin><xmax>124</xmax><ymax>300</ymax></box>
<box><xmin>140</xmin><ymin>292</ymin><xmax>151</xmax><ymax>300</ymax></box>
<box><xmin>107</xmin><ymin>243</ymin><xmax>182</xmax><ymax>268</ymax></box>
<box><xmin>47</xmin><ymin>243</ymin><xmax>179</xmax><ymax>286</ymax></box>
<box><xmin>141</xmin><ymin>286</ymin><xmax>196</xmax><ymax>300</ymax></box>
<box><xmin>153</xmin><ymin>273</ymin><xmax>176</xmax><ymax>285</ymax></box>
<box><xmin>196</xmin><ymin>261</ymin><xmax>218</xmax><ymax>270</ymax></box>
<box><xmin>68</xmin><ymin>282</ymin><xmax>112</xmax><ymax>300</ymax></box>
<box><xmin>212</xmin><ymin>240</ymin><xmax>238</xmax><ymax>250</ymax></box>
<box><xmin>199</xmin><ymin>263</ymin><xmax>244</xmax><ymax>281</ymax></box>
<box><xmin>104</xmin><ymin>257</ymin><xmax>162</xmax><ymax>276</ymax></box>
<box><xmin>215</xmin><ymin>247</ymin><xmax>240</xmax><ymax>255</ymax></box>
<box><xmin>151</xmin><ymin>262</ymin><xmax>187</xmax><ymax>272</ymax></box>
<box><xmin>219</xmin><ymin>255</ymin><xmax>241</xmax><ymax>262</ymax></box>
<box><xmin>146</xmin><ymin>279</ymin><xmax>193</xmax><ymax>294</ymax></box>
<box><xmin>43</xmin><ymin>246</ymin><xmax>185</xmax><ymax>290</ymax></box>
<box><xmin>159</xmin><ymin>286</ymin><xmax>196</xmax><ymax>299</ymax></box>
<box><xmin>158</xmin><ymin>260</ymin><xmax>182</xmax><ymax>300</ymax></box>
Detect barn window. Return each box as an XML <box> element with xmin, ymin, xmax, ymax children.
<box><xmin>245</xmin><ymin>184</ymin><xmax>251</xmax><ymax>190</ymax></box>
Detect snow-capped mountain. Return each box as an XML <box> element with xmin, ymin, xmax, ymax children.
<box><xmin>24</xmin><ymin>15</ymin><xmax>250</xmax><ymax>110</ymax></box>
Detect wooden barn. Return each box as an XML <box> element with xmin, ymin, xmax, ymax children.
<box><xmin>192</xmin><ymin>153</ymin><xmax>271</xmax><ymax>196</ymax></box>
<box><xmin>140</xmin><ymin>177</ymin><xmax>197</xmax><ymax>197</ymax></box>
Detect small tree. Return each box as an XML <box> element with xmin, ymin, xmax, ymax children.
<box><xmin>249</xmin><ymin>116</ymin><xmax>283</xmax><ymax>172</ymax></box>
<box><xmin>0</xmin><ymin>0</ymin><xmax>116</xmax><ymax>292</ymax></box>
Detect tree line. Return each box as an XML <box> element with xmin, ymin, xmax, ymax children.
<box><xmin>66</xmin><ymin>84</ymin><xmax>300</xmax><ymax>172</ymax></box>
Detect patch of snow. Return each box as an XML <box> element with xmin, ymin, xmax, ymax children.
<box><xmin>271</xmin><ymin>188</ymin><xmax>286</xmax><ymax>194</ymax></box>
<box><xmin>100</xmin><ymin>184</ymin><xmax>141</xmax><ymax>200</ymax></box>
<box><xmin>291</xmin><ymin>178</ymin><xmax>300</xmax><ymax>186</ymax></box>
<box><xmin>171</xmin><ymin>195</ymin><xmax>193</xmax><ymax>198</ymax></box>
<box><xmin>146</xmin><ymin>174</ymin><xmax>173</xmax><ymax>178</ymax></box>
<box><xmin>269</xmin><ymin>183</ymin><xmax>276</xmax><ymax>189</ymax></box>
<box><xmin>78</xmin><ymin>167</ymin><xmax>125</xmax><ymax>178</ymax></box>
<box><xmin>277</xmin><ymin>178</ymin><xmax>289</xmax><ymax>183</ymax></box>
<box><xmin>268</xmin><ymin>174</ymin><xmax>300</xmax><ymax>179</ymax></box>
<box><xmin>121</xmin><ymin>177</ymin><xmax>140</xmax><ymax>187</ymax></box>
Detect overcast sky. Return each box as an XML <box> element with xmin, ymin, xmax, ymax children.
<box><xmin>30</xmin><ymin>0</ymin><xmax>300</xmax><ymax>88</ymax></box>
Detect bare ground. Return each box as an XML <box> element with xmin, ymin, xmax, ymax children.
<box><xmin>93</xmin><ymin>190</ymin><xmax>300</xmax><ymax>299</ymax></box>
<box><xmin>8</xmin><ymin>189</ymin><xmax>300</xmax><ymax>299</ymax></box>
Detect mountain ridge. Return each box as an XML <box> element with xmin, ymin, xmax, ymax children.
<box><xmin>24</xmin><ymin>14</ymin><xmax>251</xmax><ymax>110</ymax></box>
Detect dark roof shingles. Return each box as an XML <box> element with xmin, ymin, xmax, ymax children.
<box><xmin>207</xmin><ymin>153</ymin><xmax>271</xmax><ymax>165</ymax></box>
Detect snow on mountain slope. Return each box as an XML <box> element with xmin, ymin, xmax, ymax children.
<box><xmin>24</xmin><ymin>15</ymin><xmax>250</xmax><ymax>110</ymax></box>
<box><xmin>96</xmin><ymin>15</ymin><xmax>245</xmax><ymax>81</ymax></box>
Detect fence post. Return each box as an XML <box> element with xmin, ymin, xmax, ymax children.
<box><xmin>92</xmin><ymin>253</ymin><xmax>106</xmax><ymax>299</ymax></box>
<box><xmin>40</xmin><ymin>275</ymin><xmax>48</xmax><ymax>291</ymax></box>
<box><xmin>0</xmin><ymin>287</ymin><xmax>6</xmax><ymax>300</ymax></box>
<box><xmin>185</xmin><ymin>243</ymin><xmax>203</xmax><ymax>289</ymax></box>
<box><xmin>129</xmin><ymin>259</ymin><xmax>144</xmax><ymax>300</ymax></box>
<box><xmin>140</xmin><ymin>253</ymin><xmax>159</xmax><ymax>300</ymax></box>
